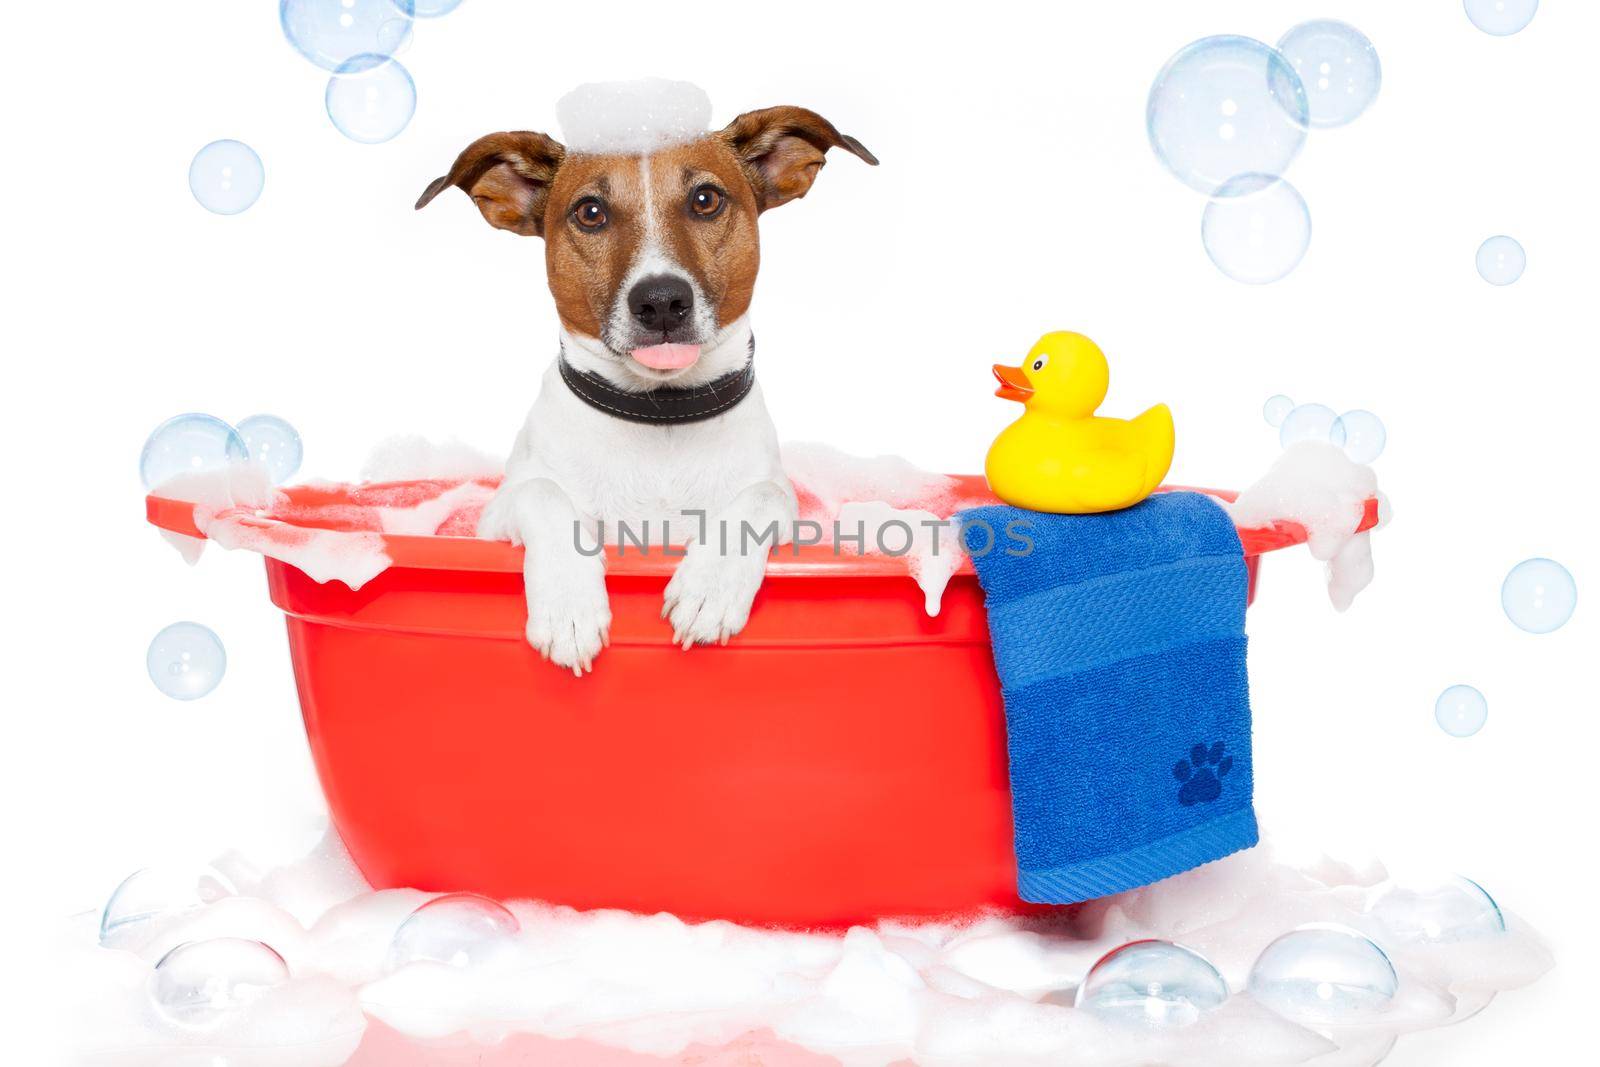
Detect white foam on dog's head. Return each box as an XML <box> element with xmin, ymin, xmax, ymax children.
<box><xmin>556</xmin><ymin>78</ymin><xmax>713</xmax><ymax>155</ymax></box>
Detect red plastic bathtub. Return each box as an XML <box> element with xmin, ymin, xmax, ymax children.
<box><xmin>146</xmin><ymin>478</ymin><xmax>1377</xmax><ymax>928</ymax></box>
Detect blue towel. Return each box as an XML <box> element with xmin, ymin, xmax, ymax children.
<box><xmin>961</xmin><ymin>492</ymin><xmax>1258</xmax><ymax>904</ymax></box>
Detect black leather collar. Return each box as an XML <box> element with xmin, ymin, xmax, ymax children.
<box><xmin>558</xmin><ymin>340</ymin><xmax>756</xmax><ymax>425</ymax></box>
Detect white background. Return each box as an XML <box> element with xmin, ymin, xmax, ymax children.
<box><xmin>5</xmin><ymin>1</ymin><xmax>1597</xmax><ymax>1062</ymax></box>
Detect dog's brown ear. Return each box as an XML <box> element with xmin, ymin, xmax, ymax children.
<box><xmin>720</xmin><ymin>106</ymin><xmax>878</xmax><ymax>212</ymax></box>
<box><xmin>415</xmin><ymin>131</ymin><xmax>566</xmax><ymax>236</ymax></box>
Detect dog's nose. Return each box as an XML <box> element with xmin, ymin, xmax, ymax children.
<box><xmin>628</xmin><ymin>275</ymin><xmax>694</xmax><ymax>331</ymax></box>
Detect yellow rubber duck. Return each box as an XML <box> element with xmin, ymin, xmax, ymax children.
<box><xmin>985</xmin><ymin>332</ymin><xmax>1175</xmax><ymax>514</ymax></box>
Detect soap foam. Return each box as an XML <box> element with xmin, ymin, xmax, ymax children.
<box><xmin>836</xmin><ymin>501</ymin><xmax>965</xmax><ymax>616</ymax></box>
<box><xmin>1225</xmin><ymin>442</ymin><xmax>1383</xmax><ymax>610</ymax></box>
<box><xmin>199</xmin><ymin>513</ymin><xmax>391</xmax><ymax>591</ymax></box>
<box><xmin>783</xmin><ymin>442</ymin><xmax>963</xmax><ymax>519</ymax></box>
<box><xmin>360</xmin><ymin>435</ymin><xmax>504</xmax><ymax>484</ymax></box>
<box><xmin>62</xmin><ymin>834</ymin><xmax>1549</xmax><ymax>1067</ymax></box>
<box><xmin>784</xmin><ymin>444</ymin><xmax>982</xmax><ymax>615</ymax></box>
<box><xmin>149</xmin><ymin>439</ymin><xmax>1383</xmax><ymax>616</ymax></box>
<box><xmin>557</xmin><ymin>79</ymin><xmax>714</xmax><ymax>156</ymax></box>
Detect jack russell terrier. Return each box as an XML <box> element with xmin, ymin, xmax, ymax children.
<box><xmin>416</xmin><ymin>99</ymin><xmax>877</xmax><ymax>674</ymax></box>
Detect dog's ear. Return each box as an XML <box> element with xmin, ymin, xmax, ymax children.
<box><xmin>720</xmin><ymin>106</ymin><xmax>878</xmax><ymax>212</ymax></box>
<box><xmin>415</xmin><ymin>131</ymin><xmax>567</xmax><ymax>236</ymax></box>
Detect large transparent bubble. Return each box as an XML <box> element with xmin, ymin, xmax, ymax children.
<box><xmin>1367</xmin><ymin>875</ymin><xmax>1506</xmax><ymax>944</ymax></box>
<box><xmin>1075</xmin><ymin>940</ymin><xmax>1229</xmax><ymax>1027</ymax></box>
<box><xmin>388</xmin><ymin>893</ymin><xmax>520</xmax><ymax>970</ymax></box>
<box><xmin>1477</xmin><ymin>235</ymin><xmax>1526</xmax><ymax>285</ymax></box>
<box><xmin>1249</xmin><ymin>925</ymin><xmax>1398</xmax><ymax>1025</ymax></box>
<box><xmin>1202</xmin><ymin>174</ymin><xmax>1311</xmax><ymax>284</ymax></box>
<box><xmin>140</xmin><ymin>413</ymin><xmax>248</xmax><ymax>490</ymax></box>
<box><xmin>1465</xmin><ymin>0</ymin><xmax>1539</xmax><ymax>37</ymax></box>
<box><xmin>326</xmin><ymin>55</ymin><xmax>417</xmax><ymax>144</ymax></box>
<box><xmin>100</xmin><ymin>866</ymin><xmax>235</xmax><ymax>949</ymax></box>
<box><xmin>408</xmin><ymin>0</ymin><xmax>466</xmax><ymax>14</ymax></box>
<box><xmin>1435</xmin><ymin>684</ymin><xmax>1488</xmax><ymax>738</ymax></box>
<box><xmin>281</xmin><ymin>0</ymin><xmax>415</xmax><ymax>72</ymax></box>
<box><xmin>188</xmin><ymin>140</ymin><xmax>265</xmax><ymax>216</ymax></box>
<box><xmin>1148</xmin><ymin>36</ymin><xmax>1309</xmax><ymax>196</ymax></box>
<box><xmin>1276</xmin><ymin>21</ymin><xmax>1381</xmax><ymax>129</ymax></box>
<box><xmin>147</xmin><ymin>622</ymin><xmax>227</xmax><ymax>701</ymax></box>
<box><xmin>150</xmin><ymin>938</ymin><xmax>290</xmax><ymax>1027</ymax></box>
<box><xmin>1502</xmin><ymin>558</ymin><xmax>1576</xmax><ymax>633</ymax></box>
<box><xmin>237</xmin><ymin>414</ymin><xmax>304</xmax><ymax>485</ymax></box>
<box><xmin>1263</xmin><ymin>395</ymin><xmax>1295</xmax><ymax>427</ymax></box>
<box><xmin>1333</xmin><ymin>410</ymin><xmax>1386</xmax><ymax>464</ymax></box>
<box><xmin>1279</xmin><ymin>403</ymin><xmax>1348</xmax><ymax>449</ymax></box>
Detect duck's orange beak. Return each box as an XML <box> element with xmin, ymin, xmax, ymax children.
<box><xmin>993</xmin><ymin>364</ymin><xmax>1033</xmax><ymax>403</ymax></box>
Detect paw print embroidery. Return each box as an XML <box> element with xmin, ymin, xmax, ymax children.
<box><xmin>1173</xmin><ymin>742</ymin><xmax>1233</xmax><ymax>807</ymax></box>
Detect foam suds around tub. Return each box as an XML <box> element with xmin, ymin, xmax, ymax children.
<box><xmin>782</xmin><ymin>443</ymin><xmax>964</xmax><ymax>517</ymax></box>
<box><xmin>1224</xmin><ymin>443</ymin><xmax>1386</xmax><ymax>611</ymax></box>
<box><xmin>153</xmin><ymin>465</ymin><xmax>394</xmax><ymax>591</ymax></box>
<box><xmin>359</xmin><ymin>435</ymin><xmax>504</xmax><ymax>485</ymax></box>
<box><xmin>836</xmin><ymin>501</ymin><xmax>966</xmax><ymax>616</ymax></box>
<box><xmin>150</xmin><ymin>441</ymin><xmax>1383</xmax><ymax>614</ymax></box>
<box><xmin>64</xmin><ymin>833</ymin><xmax>1549</xmax><ymax>1067</ymax></box>
<box><xmin>784</xmin><ymin>443</ymin><xmax>982</xmax><ymax>615</ymax></box>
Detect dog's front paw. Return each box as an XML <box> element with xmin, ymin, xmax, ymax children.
<box><xmin>527</xmin><ymin>560</ymin><xmax>611</xmax><ymax>675</ymax></box>
<box><xmin>476</xmin><ymin>487</ymin><xmax>523</xmax><ymax>544</ymax></box>
<box><xmin>662</xmin><ymin>548</ymin><xmax>766</xmax><ymax>649</ymax></box>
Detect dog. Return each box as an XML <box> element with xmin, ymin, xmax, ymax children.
<box><xmin>416</xmin><ymin>104</ymin><xmax>877</xmax><ymax>673</ymax></box>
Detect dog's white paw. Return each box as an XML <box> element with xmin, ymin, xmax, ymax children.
<box><xmin>662</xmin><ymin>548</ymin><xmax>765</xmax><ymax>649</ymax></box>
<box><xmin>527</xmin><ymin>560</ymin><xmax>611</xmax><ymax>675</ymax></box>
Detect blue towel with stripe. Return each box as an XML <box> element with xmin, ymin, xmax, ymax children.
<box><xmin>961</xmin><ymin>492</ymin><xmax>1258</xmax><ymax>904</ymax></box>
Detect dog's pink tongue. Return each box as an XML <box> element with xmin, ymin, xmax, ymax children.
<box><xmin>630</xmin><ymin>343</ymin><xmax>701</xmax><ymax>370</ymax></box>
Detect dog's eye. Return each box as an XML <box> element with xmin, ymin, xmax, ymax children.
<box><xmin>1031</xmin><ymin>356</ymin><xmax>1049</xmax><ymax>372</ymax></box>
<box><xmin>572</xmin><ymin>198</ymin><xmax>608</xmax><ymax>230</ymax></box>
<box><xmin>689</xmin><ymin>185</ymin><xmax>725</xmax><ymax>219</ymax></box>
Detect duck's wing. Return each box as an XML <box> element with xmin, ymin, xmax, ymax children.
<box><xmin>1133</xmin><ymin>403</ymin><xmax>1176</xmax><ymax>498</ymax></box>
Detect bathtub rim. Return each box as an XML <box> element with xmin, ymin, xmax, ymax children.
<box><xmin>145</xmin><ymin>476</ymin><xmax>1379</xmax><ymax>579</ymax></box>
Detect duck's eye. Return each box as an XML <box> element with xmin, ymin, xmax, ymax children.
<box><xmin>689</xmin><ymin>185</ymin><xmax>725</xmax><ymax>219</ymax></box>
<box><xmin>1031</xmin><ymin>355</ymin><xmax>1049</xmax><ymax>372</ymax></box>
<box><xmin>572</xmin><ymin>198</ymin><xmax>608</xmax><ymax>231</ymax></box>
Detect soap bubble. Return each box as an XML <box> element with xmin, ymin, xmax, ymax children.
<box><xmin>1476</xmin><ymin>235</ymin><xmax>1526</xmax><ymax>286</ymax></box>
<box><xmin>1202</xmin><ymin>174</ymin><xmax>1311</xmax><ymax>284</ymax></box>
<box><xmin>237</xmin><ymin>414</ymin><xmax>304</xmax><ymax>485</ymax></box>
<box><xmin>147</xmin><ymin>623</ymin><xmax>227</xmax><ymax>701</ymax></box>
<box><xmin>1502</xmin><ymin>557</ymin><xmax>1577</xmax><ymax>633</ymax></box>
<box><xmin>1333</xmin><ymin>410</ymin><xmax>1386</xmax><ymax>464</ymax></box>
<box><xmin>281</xmin><ymin>0</ymin><xmax>414</xmax><ymax>71</ymax></box>
<box><xmin>326</xmin><ymin>55</ymin><xmax>417</xmax><ymax>144</ymax></box>
<box><xmin>1076</xmin><ymin>940</ymin><xmax>1229</xmax><ymax>1027</ymax></box>
<box><xmin>1263</xmin><ymin>395</ymin><xmax>1295</xmax><ymax>427</ymax></box>
<box><xmin>151</xmin><ymin>938</ymin><xmax>290</xmax><ymax>1027</ymax></box>
<box><xmin>1279</xmin><ymin>403</ymin><xmax>1348</xmax><ymax>449</ymax></box>
<box><xmin>140</xmin><ymin>413</ymin><xmax>249</xmax><ymax>490</ymax></box>
<box><xmin>388</xmin><ymin>893</ymin><xmax>520</xmax><ymax>970</ymax></box>
<box><xmin>1465</xmin><ymin>0</ymin><xmax>1539</xmax><ymax>36</ymax></box>
<box><xmin>1249</xmin><ymin>925</ymin><xmax>1398</xmax><ymax>1025</ymax></box>
<box><xmin>407</xmin><ymin>0</ymin><xmax>465</xmax><ymax>14</ymax></box>
<box><xmin>188</xmin><ymin>140</ymin><xmax>265</xmax><ymax>216</ymax></box>
<box><xmin>1368</xmin><ymin>875</ymin><xmax>1506</xmax><ymax>943</ymax></box>
<box><xmin>100</xmin><ymin>867</ymin><xmax>235</xmax><ymax>948</ymax></box>
<box><xmin>1148</xmin><ymin>36</ymin><xmax>1309</xmax><ymax>196</ymax></box>
<box><xmin>1275</xmin><ymin>21</ymin><xmax>1381</xmax><ymax>129</ymax></box>
<box><xmin>1435</xmin><ymin>684</ymin><xmax>1488</xmax><ymax>738</ymax></box>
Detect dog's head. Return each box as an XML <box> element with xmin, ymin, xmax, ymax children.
<box><xmin>416</xmin><ymin>107</ymin><xmax>877</xmax><ymax>384</ymax></box>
